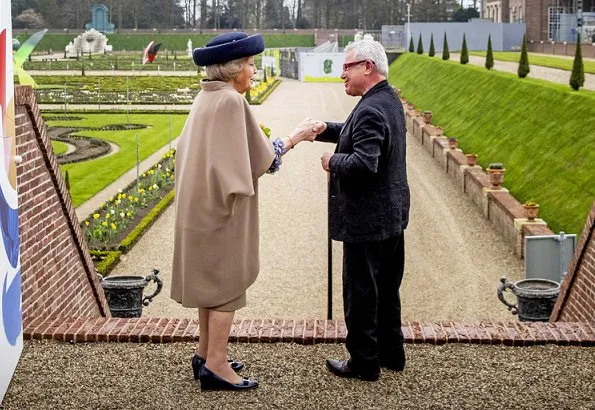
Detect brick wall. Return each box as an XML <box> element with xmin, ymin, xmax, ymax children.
<box><xmin>528</xmin><ymin>41</ymin><xmax>595</xmax><ymax>59</ymax></box>
<box><xmin>551</xmin><ymin>202</ymin><xmax>595</xmax><ymax>322</ymax></box>
<box><xmin>405</xmin><ymin>106</ymin><xmax>554</xmax><ymax>259</ymax></box>
<box><xmin>14</xmin><ymin>86</ymin><xmax>109</xmax><ymax>325</ymax></box>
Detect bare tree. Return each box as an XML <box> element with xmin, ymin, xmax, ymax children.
<box><xmin>14</xmin><ymin>8</ymin><xmax>46</xmax><ymax>28</ymax></box>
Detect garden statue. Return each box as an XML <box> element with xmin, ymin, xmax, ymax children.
<box><xmin>187</xmin><ymin>39</ymin><xmax>193</xmax><ymax>57</ymax></box>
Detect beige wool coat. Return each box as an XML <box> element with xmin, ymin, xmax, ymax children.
<box><xmin>171</xmin><ymin>80</ymin><xmax>275</xmax><ymax>310</ymax></box>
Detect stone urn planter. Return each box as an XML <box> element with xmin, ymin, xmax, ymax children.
<box><xmin>422</xmin><ymin>111</ymin><xmax>433</xmax><ymax>124</ymax></box>
<box><xmin>100</xmin><ymin>269</ymin><xmax>163</xmax><ymax>318</ymax></box>
<box><xmin>447</xmin><ymin>137</ymin><xmax>458</xmax><ymax>149</ymax></box>
<box><xmin>487</xmin><ymin>163</ymin><xmax>505</xmax><ymax>189</ymax></box>
<box><xmin>523</xmin><ymin>201</ymin><xmax>540</xmax><ymax>221</ymax></box>
<box><xmin>466</xmin><ymin>153</ymin><xmax>478</xmax><ymax>166</ymax></box>
<box><xmin>497</xmin><ymin>277</ymin><xmax>560</xmax><ymax>322</ymax></box>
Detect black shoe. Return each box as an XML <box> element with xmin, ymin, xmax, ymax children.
<box><xmin>325</xmin><ymin>359</ymin><xmax>379</xmax><ymax>381</ymax></box>
<box><xmin>192</xmin><ymin>355</ymin><xmax>245</xmax><ymax>379</ymax></box>
<box><xmin>379</xmin><ymin>350</ymin><xmax>406</xmax><ymax>372</ymax></box>
<box><xmin>199</xmin><ymin>366</ymin><xmax>258</xmax><ymax>391</ymax></box>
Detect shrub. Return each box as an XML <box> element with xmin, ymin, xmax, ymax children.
<box><xmin>485</xmin><ymin>34</ymin><xmax>494</xmax><ymax>70</ymax></box>
<box><xmin>488</xmin><ymin>162</ymin><xmax>504</xmax><ymax>170</ymax></box>
<box><xmin>409</xmin><ymin>36</ymin><xmax>415</xmax><ymax>52</ymax></box>
<box><xmin>460</xmin><ymin>34</ymin><xmax>469</xmax><ymax>64</ymax></box>
<box><xmin>442</xmin><ymin>32</ymin><xmax>450</xmax><ymax>60</ymax></box>
<box><xmin>429</xmin><ymin>33</ymin><xmax>435</xmax><ymax>57</ymax></box>
<box><xmin>518</xmin><ymin>33</ymin><xmax>530</xmax><ymax>78</ymax></box>
<box><xmin>416</xmin><ymin>34</ymin><xmax>424</xmax><ymax>54</ymax></box>
<box><xmin>569</xmin><ymin>33</ymin><xmax>585</xmax><ymax>91</ymax></box>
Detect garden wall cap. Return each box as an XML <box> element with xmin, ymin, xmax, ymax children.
<box><xmin>192</xmin><ymin>32</ymin><xmax>265</xmax><ymax>67</ymax></box>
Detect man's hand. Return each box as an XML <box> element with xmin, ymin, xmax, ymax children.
<box><xmin>290</xmin><ymin>117</ymin><xmax>318</xmax><ymax>143</ymax></box>
<box><xmin>321</xmin><ymin>152</ymin><xmax>333</xmax><ymax>172</ymax></box>
<box><xmin>312</xmin><ymin>120</ymin><xmax>327</xmax><ymax>135</ymax></box>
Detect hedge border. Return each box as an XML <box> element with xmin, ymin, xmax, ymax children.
<box><xmin>118</xmin><ymin>188</ymin><xmax>175</xmax><ymax>253</ymax></box>
<box><xmin>91</xmin><ymin>250</ymin><xmax>123</xmax><ymax>276</ymax></box>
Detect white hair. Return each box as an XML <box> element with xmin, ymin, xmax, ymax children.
<box><xmin>344</xmin><ymin>40</ymin><xmax>388</xmax><ymax>77</ymax></box>
<box><xmin>205</xmin><ymin>56</ymin><xmax>247</xmax><ymax>81</ymax></box>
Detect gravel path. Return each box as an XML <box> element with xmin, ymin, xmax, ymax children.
<box><xmin>451</xmin><ymin>53</ymin><xmax>595</xmax><ymax>91</ymax></box>
<box><xmin>111</xmin><ymin>79</ymin><xmax>523</xmax><ymax>322</ymax></box>
<box><xmin>4</xmin><ymin>340</ymin><xmax>594</xmax><ymax>409</ymax></box>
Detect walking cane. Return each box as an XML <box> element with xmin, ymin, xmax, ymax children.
<box><xmin>327</xmin><ymin>173</ymin><xmax>332</xmax><ymax>320</ymax></box>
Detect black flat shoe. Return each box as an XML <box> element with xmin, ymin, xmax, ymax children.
<box><xmin>325</xmin><ymin>359</ymin><xmax>379</xmax><ymax>381</ymax></box>
<box><xmin>192</xmin><ymin>355</ymin><xmax>245</xmax><ymax>379</ymax></box>
<box><xmin>199</xmin><ymin>366</ymin><xmax>258</xmax><ymax>391</ymax></box>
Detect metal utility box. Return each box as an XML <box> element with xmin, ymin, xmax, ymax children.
<box><xmin>525</xmin><ymin>232</ymin><xmax>577</xmax><ymax>283</ymax></box>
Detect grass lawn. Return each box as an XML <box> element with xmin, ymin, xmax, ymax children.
<box><xmin>51</xmin><ymin>140</ymin><xmax>69</xmax><ymax>155</ymax></box>
<box><xmin>44</xmin><ymin>113</ymin><xmax>186</xmax><ymax>207</ymax></box>
<box><xmin>390</xmin><ymin>54</ymin><xmax>595</xmax><ymax>236</ymax></box>
<box><xmin>469</xmin><ymin>51</ymin><xmax>595</xmax><ymax>74</ymax></box>
<box><xmin>16</xmin><ymin>33</ymin><xmax>314</xmax><ymax>52</ymax></box>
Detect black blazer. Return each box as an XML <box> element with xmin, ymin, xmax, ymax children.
<box><xmin>317</xmin><ymin>80</ymin><xmax>410</xmax><ymax>243</ymax></box>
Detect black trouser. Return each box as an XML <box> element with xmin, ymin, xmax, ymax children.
<box><xmin>342</xmin><ymin>232</ymin><xmax>405</xmax><ymax>374</ymax></box>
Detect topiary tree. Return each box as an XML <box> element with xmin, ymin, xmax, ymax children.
<box><xmin>569</xmin><ymin>33</ymin><xmax>585</xmax><ymax>90</ymax></box>
<box><xmin>442</xmin><ymin>32</ymin><xmax>450</xmax><ymax>60</ymax></box>
<box><xmin>416</xmin><ymin>34</ymin><xmax>424</xmax><ymax>54</ymax></box>
<box><xmin>429</xmin><ymin>33</ymin><xmax>435</xmax><ymax>57</ymax></box>
<box><xmin>518</xmin><ymin>33</ymin><xmax>530</xmax><ymax>78</ymax></box>
<box><xmin>409</xmin><ymin>36</ymin><xmax>415</xmax><ymax>52</ymax></box>
<box><xmin>460</xmin><ymin>33</ymin><xmax>469</xmax><ymax>64</ymax></box>
<box><xmin>65</xmin><ymin>170</ymin><xmax>71</xmax><ymax>191</ymax></box>
<box><xmin>485</xmin><ymin>34</ymin><xmax>494</xmax><ymax>70</ymax></box>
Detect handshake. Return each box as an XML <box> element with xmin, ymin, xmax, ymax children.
<box><xmin>288</xmin><ymin>117</ymin><xmax>326</xmax><ymax>145</ymax></box>
<box><xmin>287</xmin><ymin>117</ymin><xmax>333</xmax><ymax>172</ymax></box>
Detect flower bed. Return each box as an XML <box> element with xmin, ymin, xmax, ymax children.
<box><xmin>82</xmin><ymin>150</ymin><xmax>175</xmax><ymax>261</ymax></box>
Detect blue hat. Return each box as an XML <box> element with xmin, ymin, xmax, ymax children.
<box><xmin>192</xmin><ymin>32</ymin><xmax>265</xmax><ymax>67</ymax></box>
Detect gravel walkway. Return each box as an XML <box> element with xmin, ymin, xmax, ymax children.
<box><xmin>4</xmin><ymin>340</ymin><xmax>594</xmax><ymax>409</ymax></box>
<box><xmin>110</xmin><ymin>80</ymin><xmax>523</xmax><ymax>322</ymax></box>
<box><xmin>451</xmin><ymin>53</ymin><xmax>595</xmax><ymax>91</ymax></box>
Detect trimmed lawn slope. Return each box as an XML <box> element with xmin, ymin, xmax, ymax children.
<box><xmin>390</xmin><ymin>54</ymin><xmax>595</xmax><ymax>235</ymax></box>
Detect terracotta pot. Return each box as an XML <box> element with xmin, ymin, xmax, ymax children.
<box><xmin>448</xmin><ymin>138</ymin><xmax>458</xmax><ymax>149</ymax></box>
<box><xmin>523</xmin><ymin>204</ymin><xmax>540</xmax><ymax>221</ymax></box>
<box><xmin>466</xmin><ymin>154</ymin><xmax>477</xmax><ymax>166</ymax></box>
<box><xmin>422</xmin><ymin>111</ymin><xmax>432</xmax><ymax>124</ymax></box>
<box><xmin>487</xmin><ymin>168</ymin><xmax>505</xmax><ymax>188</ymax></box>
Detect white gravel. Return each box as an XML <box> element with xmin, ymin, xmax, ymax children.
<box><xmin>111</xmin><ymin>80</ymin><xmax>523</xmax><ymax>322</ymax></box>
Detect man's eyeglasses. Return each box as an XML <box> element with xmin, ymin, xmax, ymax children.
<box><xmin>342</xmin><ymin>59</ymin><xmax>375</xmax><ymax>72</ymax></box>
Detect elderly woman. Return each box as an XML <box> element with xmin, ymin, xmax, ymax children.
<box><xmin>171</xmin><ymin>32</ymin><xmax>314</xmax><ymax>391</ymax></box>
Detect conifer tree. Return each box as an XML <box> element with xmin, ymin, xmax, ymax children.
<box><xmin>442</xmin><ymin>32</ymin><xmax>450</xmax><ymax>60</ymax></box>
<box><xmin>429</xmin><ymin>33</ymin><xmax>435</xmax><ymax>57</ymax></box>
<box><xmin>416</xmin><ymin>34</ymin><xmax>424</xmax><ymax>54</ymax></box>
<box><xmin>460</xmin><ymin>34</ymin><xmax>469</xmax><ymax>64</ymax></box>
<box><xmin>65</xmin><ymin>170</ymin><xmax>70</xmax><ymax>191</ymax></box>
<box><xmin>518</xmin><ymin>33</ymin><xmax>530</xmax><ymax>78</ymax></box>
<box><xmin>409</xmin><ymin>36</ymin><xmax>414</xmax><ymax>52</ymax></box>
<box><xmin>485</xmin><ymin>34</ymin><xmax>494</xmax><ymax>70</ymax></box>
<box><xmin>569</xmin><ymin>33</ymin><xmax>585</xmax><ymax>90</ymax></box>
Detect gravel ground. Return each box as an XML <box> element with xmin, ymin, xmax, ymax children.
<box><xmin>451</xmin><ymin>53</ymin><xmax>595</xmax><ymax>91</ymax></box>
<box><xmin>111</xmin><ymin>80</ymin><xmax>523</xmax><ymax>322</ymax></box>
<box><xmin>3</xmin><ymin>340</ymin><xmax>594</xmax><ymax>409</ymax></box>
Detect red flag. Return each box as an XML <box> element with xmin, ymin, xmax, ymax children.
<box><xmin>142</xmin><ymin>41</ymin><xmax>162</xmax><ymax>65</ymax></box>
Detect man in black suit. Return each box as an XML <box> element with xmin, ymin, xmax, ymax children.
<box><xmin>312</xmin><ymin>39</ymin><xmax>410</xmax><ymax>381</ymax></box>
